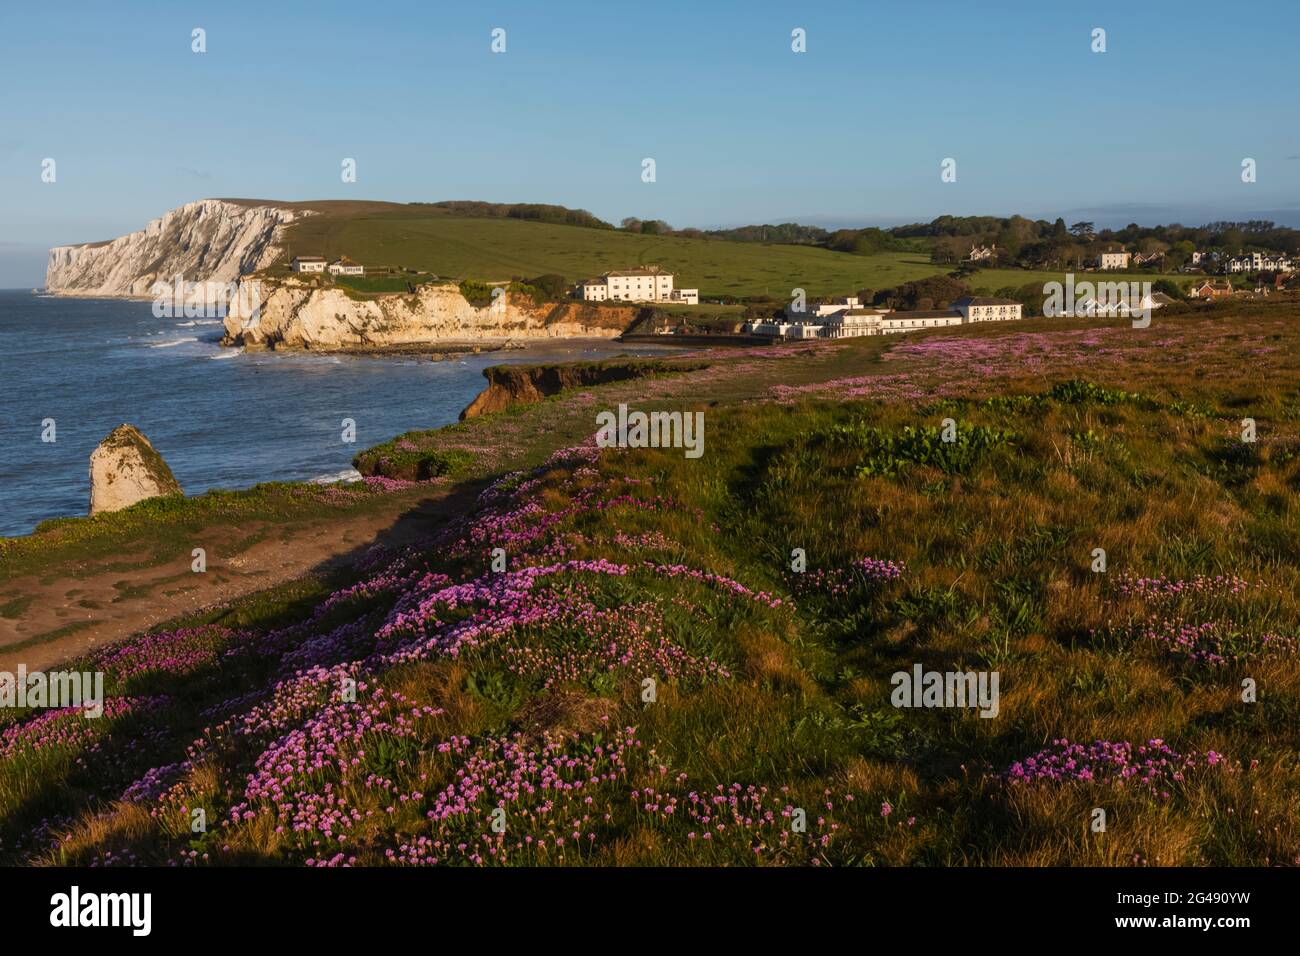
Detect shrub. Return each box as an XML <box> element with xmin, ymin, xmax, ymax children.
<box><xmin>458</xmin><ymin>280</ymin><xmax>495</xmax><ymax>307</ymax></box>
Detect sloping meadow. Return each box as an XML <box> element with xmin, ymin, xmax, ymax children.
<box><xmin>2</xmin><ymin>311</ymin><xmax>1299</xmax><ymax>866</ymax></box>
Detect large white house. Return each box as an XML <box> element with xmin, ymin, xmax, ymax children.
<box><xmin>577</xmin><ymin>267</ymin><xmax>698</xmax><ymax>304</ymax></box>
<box><xmin>1097</xmin><ymin>251</ymin><xmax>1131</xmax><ymax>270</ymax></box>
<box><xmin>951</xmin><ymin>296</ymin><xmax>1023</xmax><ymax>322</ymax></box>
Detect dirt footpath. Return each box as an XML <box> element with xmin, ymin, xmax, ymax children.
<box><xmin>0</xmin><ymin>492</ymin><xmax>464</xmax><ymax>672</ymax></box>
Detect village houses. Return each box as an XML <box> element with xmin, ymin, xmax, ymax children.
<box><xmin>1226</xmin><ymin>252</ymin><xmax>1294</xmax><ymax>273</ymax></box>
<box><xmin>1187</xmin><ymin>279</ymin><xmax>1234</xmax><ymax>300</ymax></box>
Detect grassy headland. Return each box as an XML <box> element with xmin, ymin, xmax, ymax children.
<box><xmin>2</xmin><ymin>301</ymin><xmax>1298</xmax><ymax>866</ymax></box>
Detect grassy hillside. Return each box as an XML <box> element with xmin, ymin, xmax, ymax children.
<box><xmin>241</xmin><ymin>199</ymin><xmax>1195</xmax><ymax>301</ymax></box>
<box><xmin>3</xmin><ymin>302</ymin><xmax>1298</xmax><ymax>866</ymax></box>
<box><xmin>267</xmin><ymin>203</ymin><xmax>944</xmax><ymax>297</ymax></box>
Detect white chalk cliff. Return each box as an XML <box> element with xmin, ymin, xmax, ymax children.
<box><xmin>47</xmin><ymin>198</ymin><xmax>637</xmax><ymax>347</ymax></box>
<box><xmin>46</xmin><ymin>199</ymin><xmax>302</xmax><ymax>297</ymax></box>
<box><xmin>222</xmin><ymin>282</ymin><xmax>632</xmax><ymax>349</ymax></box>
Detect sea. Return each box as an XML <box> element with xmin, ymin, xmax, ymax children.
<box><xmin>0</xmin><ymin>290</ymin><xmax>671</xmax><ymax>538</ymax></box>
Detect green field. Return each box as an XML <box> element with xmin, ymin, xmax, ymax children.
<box><xmin>279</xmin><ymin>210</ymin><xmax>940</xmax><ymax>297</ymax></box>
<box><xmin>250</xmin><ymin>200</ymin><xmax>1196</xmax><ymax>301</ymax></box>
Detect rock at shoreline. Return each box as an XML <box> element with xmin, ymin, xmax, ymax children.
<box><xmin>89</xmin><ymin>424</ymin><xmax>183</xmax><ymax>515</ymax></box>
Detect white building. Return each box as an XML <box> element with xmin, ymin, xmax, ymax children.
<box><xmin>1226</xmin><ymin>252</ymin><xmax>1293</xmax><ymax>273</ymax></box>
<box><xmin>746</xmin><ymin>320</ymin><xmax>822</xmax><ymax>338</ymax></box>
<box><xmin>820</xmin><ymin>308</ymin><xmax>892</xmax><ymax>337</ymax></box>
<box><xmin>1097</xmin><ymin>251</ymin><xmax>1131</xmax><ymax>270</ymax></box>
<box><xmin>291</xmin><ymin>256</ymin><xmax>327</xmax><ymax>274</ymax></box>
<box><xmin>577</xmin><ymin>267</ymin><xmax>696</xmax><ymax>304</ymax></box>
<box><xmin>880</xmin><ymin>310</ymin><xmax>965</xmax><ymax>334</ymax></box>
<box><xmin>964</xmin><ymin>244</ymin><xmax>997</xmax><ymax>262</ymax></box>
<box><xmin>783</xmin><ymin>297</ymin><xmax>892</xmax><ymax>337</ymax></box>
<box><xmin>951</xmin><ymin>296</ymin><xmax>1023</xmax><ymax>322</ymax></box>
<box><xmin>327</xmin><ymin>257</ymin><xmax>364</xmax><ymax>276</ymax></box>
<box><xmin>745</xmin><ymin>295</ymin><xmax>1021</xmax><ymax>340</ymax></box>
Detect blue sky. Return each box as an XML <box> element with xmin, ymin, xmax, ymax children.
<box><xmin>1</xmin><ymin>0</ymin><xmax>1297</xmax><ymax>284</ymax></box>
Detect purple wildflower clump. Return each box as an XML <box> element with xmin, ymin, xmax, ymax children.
<box><xmin>636</xmin><ymin>781</ymin><xmax>850</xmax><ymax>862</ymax></box>
<box><xmin>93</xmin><ymin>626</ymin><xmax>252</xmax><ymax>682</ymax></box>
<box><xmin>388</xmin><ymin>723</ymin><xmax>638</xmax><ymax>866</ymax></box>
<box><xmin>121</xmin><ymin>760</ymin><xmax>191</xmax><ymax>804</ymax></box>
<box><xmin>647</xmin><ymin>562</ymin><xmax>787</xmax><ymax>609</ymax></box>
<box><xmin>1139</xmin><ymin>618</ymin><xmax>1295</xmax><ymax>666</ymax></box>
<box><xmin>611</xmin><ymin>530</ymin><xmax>677</xmax><ymax>553</ymax></box>
<box><xmin>1103</xmin><ymin>572</ymin><xmax>1293</xmax><ymax>666</ymax></box>
<box><xmin>1113</xmin><ymin>571</ymin><xmax>1260</xmax><ymax>601</ymax></box>
<box><xmin>491</xmin><ymin>592</ymin><xmax>730</xmax><ymax>688</ymax></box>
<box><xmin>374</xmin><ymin>558</ymin><xmax>772</xmax><ymax>667</ymax></box>
<box><xmin>1004</xmin><ymin>738</ymin><xmax>1226</xmax><ymax>798</ymax></box>
<box><xmin>230</xmin><ymin>681</ymin><xmax>445</xmax><ymax>849</ymax></box>
<box><xmin>362</xmin><ymin>475</ymin><xmax>422</xmax><ymax>492</ymax></box>
<box><xmin>0</xmin><ymin>696</ymin><xmax>166</xmax><ymax>760</ymax></box>
<box><xmin>794</xmin><ymin>556</ymin><xmax>906</xmax><ymax>597</ymax></box>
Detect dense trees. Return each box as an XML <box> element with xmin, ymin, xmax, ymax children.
<box><xmin>431</xmin><ymin>201</ymin><xmax>613</xmax><ymax>230</ymax></box>
<box><xmin>901</xmin><ymin>215</ymin><xmax>1300</xmax><ymax>272</ymax></box>
<box><xmin>868</xmin><ymin>275</ymin><xmax>969</xmax><ymax>310</ymax></box>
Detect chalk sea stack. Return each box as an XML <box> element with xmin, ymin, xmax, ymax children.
<box><xmin>88</xmin><ymin>424</ymin><xmax>183</xmax><ymax>515</ymax></box>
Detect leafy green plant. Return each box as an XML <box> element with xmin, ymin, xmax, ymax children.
<box><xmin>823</xmin><ymin>422</ymin><xmax>1018</xmax><ymax>477</ymax></box>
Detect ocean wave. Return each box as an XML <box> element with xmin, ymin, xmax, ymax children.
<box><xmin>149</xmin><ymin>337</ymin><xmax>199</xmax><ymax>348</ymax></box>
<box><xmin>309</xmin><ymin>468</ymin><xmax>363</xmax><ymax>485</ymax></box>
<box><xmin>209</xmin><ymin>349</ymin><xmax>242</xmax><ymax>360</ymax></box>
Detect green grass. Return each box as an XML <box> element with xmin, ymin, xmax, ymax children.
<box><xmin>271</xmin><ymin>204</ymin><xmax>951</xmax><ymax>297</ymax></box>
<box><xmin>333</xmin><ymin>274</ymin><xmax>428</xmax><ymax>295</ymax></box>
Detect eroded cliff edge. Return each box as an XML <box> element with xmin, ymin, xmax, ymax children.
<box><xmin>458</xmin><ymin>357</ymin><xmax>712</xmax><ymax>420</ymax></box>
<box><xmin>221</xmin><ymin>282</ymin><xmax>636</xmax><ymax>350</ymax></box>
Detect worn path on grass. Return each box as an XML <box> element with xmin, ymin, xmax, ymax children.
<box><xmin>0</xmin><ymin>489</ymin><xmax>469</xmax><ymax>673</ymax></box>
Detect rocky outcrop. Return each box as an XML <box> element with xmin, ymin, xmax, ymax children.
<box><xmin>460</xmin><ymin>358</ymin><xmax>710</xmax><ymax>419</ymax></box>
<box><xmin>46</xmin><ymin>200</ymin><xmax>302</xmax><ymax>298</ymax></box>
<box><xmin>222</xmin><ymin>282</ymin><xmax>636</xmax><ymax>351</ymax></box>
<box><xmin>89</xmin><ymin>425</ymin><xmax>183</xmax><ymax>515</ymax></box>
